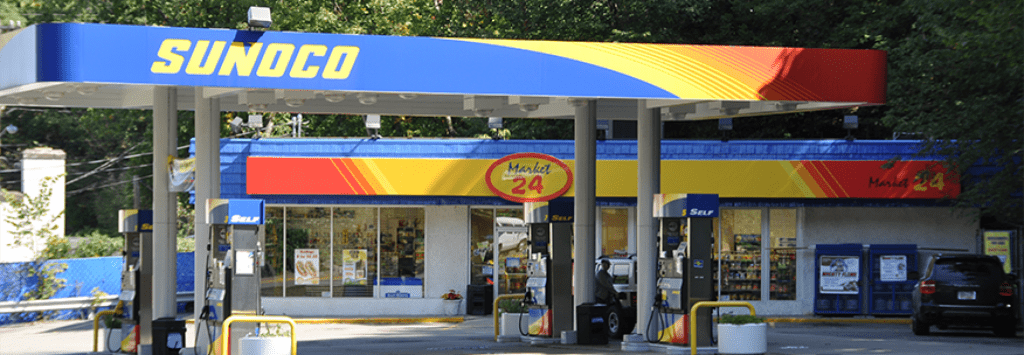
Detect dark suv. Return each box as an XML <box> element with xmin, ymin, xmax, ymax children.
<box><xmin>911</xmin><ymin>254</ymin><xmax>1017</xmax><ymax>337</ymax></box>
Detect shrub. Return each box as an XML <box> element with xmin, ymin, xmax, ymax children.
<box><xmin>717</xmin><ymin>314</ymin><xmax>766</xmax><ymax>325</ymax></box>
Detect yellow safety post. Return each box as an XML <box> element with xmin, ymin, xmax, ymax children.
<box><xmin>492</xmin><ymin>293</ymin><xmax>525</xmax><ymax>341</ymax></box>
<box><xmin>689</xmin><ymin>301</ymin><xmax>755</xmax><ymax>355</ymax></box>
<box><xmin>221</xmin><ymin>315</ymin><xmax>297</xmax><ymax>355</ymax></box>
<box><xmin>93</xmin><ymin>301</ymin><xmax>123</xmax><ymax>352</ymax></box>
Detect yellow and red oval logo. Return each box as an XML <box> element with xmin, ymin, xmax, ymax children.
<box><xmin>485</xmin><ymin>153</ymin><xmax>573</xmax><ymax>203</ymax></box>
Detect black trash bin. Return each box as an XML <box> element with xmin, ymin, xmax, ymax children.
<box><xmin>466</xmin><ymin>284</ymin><xmax>493</xmax><ymax>315</ymax></box>
<box><xmin>152</xmin><ymin>317</ymin><xmax>186</xmax><ymax>355</ymax></box>
<box><xmin>576</xmin><ymin>303</ymin><xmax>608</xmax><ymax>345</ymax></box>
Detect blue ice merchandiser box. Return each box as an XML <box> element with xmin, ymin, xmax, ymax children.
<box><xmin>814</xmin><ymin>244</ymin><xmax>864</xmax><ymax>315</ymax></box>
<box><xmin>867</xmin><ymin>244</ymin><xmax>918</xmax><ymax>315</ymax></box>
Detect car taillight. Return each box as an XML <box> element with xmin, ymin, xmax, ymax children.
<box><xmin>920</xmin><ymin>280</ymin><xmax>936</xmax><ymax>295</ymax></box>
<box><xmin>999</xmin><ymin>282</ymin><xmax>1013</xmax><ymax>297</ymax></box>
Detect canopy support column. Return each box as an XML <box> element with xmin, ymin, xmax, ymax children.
<box><xmin>573</xmin><ymin>99</ymin><xmax>597</xmax><ymax>332</ymax></box>
<box><xmin>636</xmin><ymin>102</ymin><xmax>660</xmax><ymax>338</ymax></box>
<box><xmin>152</xmin><ymin>86</ymin><xmax>178</xmax><ymax>321</ymax></box>
<box><xmin>193</xmin><ymin>89</ymin><xmax>221</xmax><ymax>353</ymax></box>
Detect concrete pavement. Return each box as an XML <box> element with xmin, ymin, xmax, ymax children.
<box><xmin>1</xmin><ymin>314</ymin><xmax>1019</xmax><ymax>355</ymax></box>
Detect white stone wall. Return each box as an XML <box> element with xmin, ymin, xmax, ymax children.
<box><xmin>0</xmin><ymin>148</ymin><xmax>66</xmax><ymax>263</ymax></box>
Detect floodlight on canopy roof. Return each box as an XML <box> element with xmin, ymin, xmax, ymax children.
<box><xmin>0</xmin><ymin>23</ymin><xmax>885</xmax><ymax>119</ymax></box>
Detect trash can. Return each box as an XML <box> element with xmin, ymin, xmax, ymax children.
<box><xmin>152</xmin><ymin>317</ymin><xmax>186</xmax><ymax>355</ymax></box>
<box><xmin>466</xmin><ymin>284</ymin><xmax>493</xmax><ymax>315</ymax></box>
<box><xmin>576</xmin><ymin>303</ymin><xmax>608</xmax><ymax>345</ymax></box>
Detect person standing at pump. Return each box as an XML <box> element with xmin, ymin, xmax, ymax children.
<box><xmin>595</xmin><ymin>259</ymin><xmax>617</xmax><ymax>304</ymax></box>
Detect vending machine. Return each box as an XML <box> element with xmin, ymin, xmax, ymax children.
<box><xmin>200</xmin><ymin>199</ymin><xmax>265</xmax><ymax>355</ymax></box>
<box><xmin>116</xmin><ymin>209</ymin><xmax>152</xmax><ymax>353</ymax></box>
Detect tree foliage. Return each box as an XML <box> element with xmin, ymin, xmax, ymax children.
<box><xmin>1</xmin><ymin>0</ymin><xmax>1019</xmax><ymax>231</ymax></box>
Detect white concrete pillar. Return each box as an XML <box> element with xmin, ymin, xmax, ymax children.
<box><xmin>5</xmin><ymin>148</ymin><xmax>67</xmax><ymax>262</ymax></box>
<box><xmin>636</xmin><ymin>102</ymin><xmax>660</xmax><ymax>338</ymax></box>
<box><xmin>573</xmin><ymin>99</ymin><xmax>597</xmax><ymax>310</ymax></box>
<box><xmin>193</xmin><ymin>89</ymin><xmax>220</xmax><ymax>351</ymax></box>
<box><xmin>152</xmin><ymin>86</ymin><xmax>178</xmax><ymax>320</ymax></box>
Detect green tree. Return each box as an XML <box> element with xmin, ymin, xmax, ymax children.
<box><xmin>2</xmin><ymin>175</ymin><xmax>68</xmax><ymax>321</ymax></box>
<box><xmin>881</xmin><ymin>0</ymin><xmax>1023</xmax><ymax>226</ymax></box>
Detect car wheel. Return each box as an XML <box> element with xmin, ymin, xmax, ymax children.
<box><xmin>993</xmin><ymin>319</ymin><xmax>1017</xmax><ymax>338</ymax></box>
<box><xmin>606</xmin><ymin>305</ymin><xmax>625</xmax><ymax>339</ymax></box>
<box><xmin>911</xmin><ymin>316</ymin><xmax>930</xmax><ymax>335</ymax></box>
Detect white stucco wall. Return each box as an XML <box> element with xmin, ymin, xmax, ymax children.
<box><xmin>786</xmin><ymin>206</ymin><xmax>979</xmax><ymax>315</ymax></box>
<box><xmin>264</xmin><ymin>205</ymin><xmax>471</xmax><ymax>316</ymax></box>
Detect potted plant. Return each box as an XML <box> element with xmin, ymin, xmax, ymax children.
<box><xmin>238</xmin><ymin>323</ymin><xmax>291</xmax><ymax>355</ymax></box>
<box><xmin>496</xmin><ymin>298</ymin><xmax>529</xmax><ymax>340</ymax></box>
<box><xmin>101</xmin><ymin>314</ymin><xmax>123</xmax><ymax>352</ymax></box>
<box><xmin>441</xmin><ymin>289</ymin><xmax>463</xmax><ymax>316</ymax></box>
<box><xmin>716</xmin><ymin>314</ymin><xmax>767</xmax><ymax>355</ymax></box>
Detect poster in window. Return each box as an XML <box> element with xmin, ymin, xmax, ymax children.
<box><xmin>819</xmin><ymin>255</ymin><xmax>859</xmax><ymax>294</ymax></box>
<box><xmin>879</xmin><ymin>255</ymin><xmax>907</xmax><ymax>282</ymax></box>
<box><xmin>342</xmin><ymin>249</ymin><xmax>367</xmax><ymax>285</ymax></box>
<box><xmin>295</xmin><ymin>248</ymin><xmax>319</xmax><ymax>285</ymax></box>
<box><xmin>983</xmin><ymin>230</ymin><xmax>1012</xmax><ymax>273</ymax></box>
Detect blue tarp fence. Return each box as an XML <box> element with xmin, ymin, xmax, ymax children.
<box><xmin>1</xmin><ymin>252</ymin><xmax>194</xmax><ymax>326</ymax></box>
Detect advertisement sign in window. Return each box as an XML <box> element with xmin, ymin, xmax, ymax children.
<box><xmin>984</xmin><ymin>230</ymin><xmax>1012</xmax><ymax>273</ymax></box>
<box><xmin>295</xmin><ymin>248</ymin><xmax>319</xmax><ymax>285</ymax></box>
<box><xmin>820</xmin><ymin>255</ymin><xmax>859</xmax><ymax>294</ymax></box>
<box><xmin>879</xmin><ymin>255</ymin><xmax>907</xmax><ymax>282</ymax></box>
<box><xmin>342</xmin><ymin>249</ymin><xmax>368</xmax><ymax>285</ymax></box>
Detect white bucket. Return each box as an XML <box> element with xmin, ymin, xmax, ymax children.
<box><xmin>717</xmin><ymin>323</ymin><xmax>767</xmax><ymax>354</ymax></box>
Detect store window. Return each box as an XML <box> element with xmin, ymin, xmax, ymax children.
<box><xmin>470</xmin><ymin>209</ymin><xmax>495</xmax><ymax>286</ymax></box>
<box><xmin>601</xmin><ymin>208</ymin><xmax>629</xmax><ymax>257</ymax></box>
<box><xmin>284</xmin><ymin>207</ymin><xmax>332</xmax><ymax>297</ymax></box>
<box><xmin>379</xmin><ymin>208</ymin><xmax>425</xmax><ymax>297</ymax></box>
<box><xmin>261</xmin><ymin>207</ymin><xmax>285</xmax><ymax>297</ymax></box>
<box><xmin>769</xmin><ymin>209</ymin><xmax>797</xmax><ymax>300</ymax></box>
<box><xmin>719</xmin><ymin>209</ymin><xmax>762</xmax><ymax>301</ymax></box>
<box><xmin>495</xmin><ymin>209</ymin><xmax>527</xmax><ymax>295</ymax></box>
<box><xmin>332</xmin><ymin>208</ymin><xmax>377</xmax><ymax>297</ymax></box>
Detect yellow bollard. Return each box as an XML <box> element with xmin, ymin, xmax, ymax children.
<box><xmin>221</xmin><ymin>315</ymin><xmax>297</xmax><ymax>355</ymax></box>
<box><xmin>689</xmin><ymin>301</ymin><xmax>755</xmax><ymax>355</ymax></box>
<box><xmin>492</xmin><ymin>293</ymin><xmax>526</xmax><ymax>342</ymax></box>
<box><xmin>93</xmin><ymin>301</ymin><xmax>124</xmax><ymax>352</ymax></box>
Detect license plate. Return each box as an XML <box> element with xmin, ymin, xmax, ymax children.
<box><xmin>958</xmin><ymin>291</ymin><xmax>976</xmax><ymax>300</ymax></box>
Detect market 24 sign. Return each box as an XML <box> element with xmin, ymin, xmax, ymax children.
<box><xmin>486</xmin><ymin>153</ymin><xmax>573</xmax><ymax>203</ymax></box>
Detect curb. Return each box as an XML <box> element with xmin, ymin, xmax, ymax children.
<box><xmin>766</xmin><ymin>317</ymin><xmax>910</xmax><ymax>324</ymax></box>
<box><xmin>183</xmin><ymin>316</ymin><xmax>465</xmax><ymax>325</ymax></box>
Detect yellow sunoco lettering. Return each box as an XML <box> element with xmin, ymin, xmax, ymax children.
<box><xmin>289</xmin><ymin>44</ymin><xmax>327</xmax><ymax>79</ymax></box>
<box><xmin>151</xmin><ymin>39</ymin><xmax>191</xmax><ymax>74</ymax></box>
<box><xmin>323</xmin><ymin>46</ymin><xmax>360</xmax><ymax>79</ymax></box>
<box><xmin>218</xmin><ymin>42</ymin><xmax>264</xmax><ymax>76</ymax></box>
<box><xmin>186</xmin><ymin>41</ymin><xmax>227</xmax><ymax>75</ymax></box>
<box><xmin>257</xmin><ymin>43</ymin><xmax>295</xmax><ymax>78</ymax></box>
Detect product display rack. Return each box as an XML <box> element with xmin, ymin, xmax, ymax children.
<box><xmin>719</xmin><ymin>251</ymin><xmax>761</xmax><ymax>301</ymax></box>
<box><xmin>769</xmin><ymin>249</ymin><xmax>797</xmax><ymax>300</ymax></box>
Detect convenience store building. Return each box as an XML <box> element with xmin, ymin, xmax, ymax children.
<box><xmin>221</xmin><ymin>137</ymin><xmax>976</xmax><ymax>317</ymax></box>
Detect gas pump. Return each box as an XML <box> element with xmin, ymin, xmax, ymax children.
<box><xmin>199</xmin><ymin>199</ymin><xmax>265</xmax><ymax>355</ymax></box>
<box><xmin>524</xmin><ymin>222</ymin><xmax>552</xmax><ymax>336</ymax></box>
<box><xmin>653</xmin><ymin>217</ymin><xmax>689</xmax><ymax>344</ymax></box>
<box><xmin>651</xmin><ymin>194</ymin><xmax>719</xmax><ymax>347</ymax></box>
<box><xmin>116</xmin><ymin>209</ymin><xmax>152</xmax><ymax>353</ymax></box>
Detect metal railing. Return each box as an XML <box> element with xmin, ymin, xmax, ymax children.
<box><xmin>689</xmin><ymin>301</ymin><xmax>755</xmax><ymax>355</ymax></box>
<box><xmin>221</xmin><ymin>315</ymin><xmax>297</xmax><ymax>355</ymax></box>
<box><xmin>492</xmin><ymin>293</ymin><xmax>526</xmax><ymax>341</ymax></box>
<box><xmin>0</xmin><ymin>292</ymin><xmax>194</xmax><ymax>315</ymax></box>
